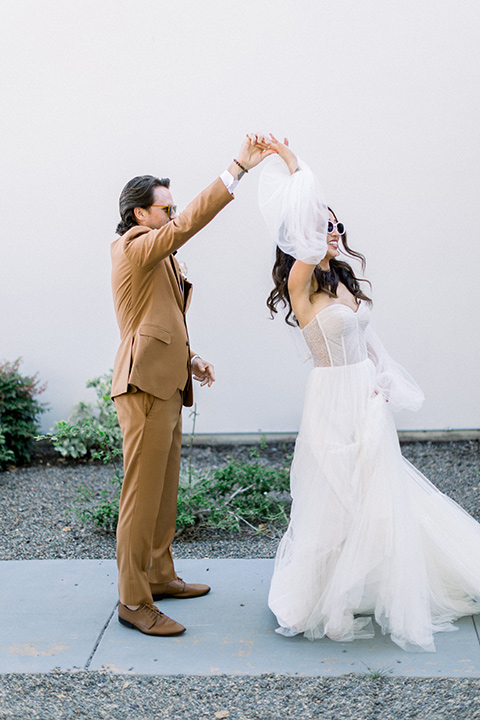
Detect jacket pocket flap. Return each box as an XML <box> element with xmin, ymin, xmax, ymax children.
<box><xmin>139</xmin><ymin>323</ymin><xmax>171</xmax><ymax>344</ymax></box>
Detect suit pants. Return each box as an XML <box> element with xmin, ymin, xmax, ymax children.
<box><xmin>114</xmin><ymin>388</ymin><xmax>183</xmax><ymax>606</ymax></box>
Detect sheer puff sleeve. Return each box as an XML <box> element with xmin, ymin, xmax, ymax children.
<box><xmin>258</xmin><ymin>156</ymin><xmax>329</xmax><ymax>264</ymax></box>
<box><xmin>365</xmin><ymin>325</ymin><xmax>425</xmax><ymax>413</ymax></box>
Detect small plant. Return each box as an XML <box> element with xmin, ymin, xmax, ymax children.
<box><xmin>40</xmin><ymin>371</ymin><xmax>122</xmax><ymax>460</ymax></box>
<box><xmin>361</xmin><ymin>662</ymin><xmax>392</xmax><ymax>680</ymax></box>
<box><xmin>0</xmin><ymin>359</ymin><xmax>47</xmax><ymax>470</ymax></box>
<box><xmin>248</xmin><ymin>434</ymin><xmax>268</xmax><ymax>459</ymax></box>
<box><xmin>71</xmin><ymin>471</ymin><xmax>123</xmax><ymax>532</ymax></box>
<box><xmin>185</xmin><ymin>403</ymin><xmax>199</xmax><ymax>487</ymax></box>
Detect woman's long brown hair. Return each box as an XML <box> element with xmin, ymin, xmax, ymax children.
<box><xmin>266</xmin><ymin>208</ymin><xmax>372</xmax><ymax>326</ymax></box>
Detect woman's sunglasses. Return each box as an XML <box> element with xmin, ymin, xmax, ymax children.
<box><xmin>327</xmin><ymin>221</ymin><xmax>345</xmax><ymax>235</ymax></box>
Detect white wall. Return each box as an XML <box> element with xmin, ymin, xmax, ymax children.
<box><xmin>1</xmin><ymin>0</ymin><xmax>479</xmax><ymax>434</ymax></box>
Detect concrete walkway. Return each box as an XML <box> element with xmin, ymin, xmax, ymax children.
<box><xmin>1</xmin><ymin>559</ymin><xmax>479</xmax><ymax>677</ymax></box>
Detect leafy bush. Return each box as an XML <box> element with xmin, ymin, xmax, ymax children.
<box><xmin>41</xmin><ymin>371</ymin><xmax>122</xmax><ymax>461</ymax></box>
<box><xmin>0</xmin><ymin>427</ymin><xmax>16</xmax><ymax>468</ymax></box>
<box><xmin>0</xmin><ymin>359</ymin><xmax>47</xmax><ymax>470</ymax></box>
<box><xmin>177</xmin><ymin>460</ymin><xmax>291</xmax><ymax>533</ymax></box>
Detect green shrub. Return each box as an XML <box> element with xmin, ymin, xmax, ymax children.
<box><xmin>179</xmin><ymin>459</ymin><xmax>291</xmax><ymax>533</ymax></box>
<box><xmin>41</xmin><ymin>371</ymin><xmax>122</xmax><ymax>462</ymax></box>
<box><xmin>0</xmin><ymin>427</ymin><xmax>16</xmax><ymax>468</ymax></box>
<box><xmin>0</xmin><ymin>359</ymin><xmax>47</xmax><ymax>470</ymax></box>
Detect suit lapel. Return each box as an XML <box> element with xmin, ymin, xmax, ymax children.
<box><xmin>169</xmin><ymin>255</ymin><xmax>184</xmax><ymax>309</ymax></box>
<box><xmin>183</xmin><ymin>279</ymin><xmax>193</xmax><ymax>312</ymax></box>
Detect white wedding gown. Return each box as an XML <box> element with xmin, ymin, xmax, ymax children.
<box><xmin>268</xmin><ymin>301</ymin><xmax>480</xmax><ymax>652</ymax></box>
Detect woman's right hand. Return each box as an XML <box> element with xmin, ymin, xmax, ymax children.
<box><xmin>268</xmin><ymin>134</ymin><xmax>299</xmax><ymax>174</ymax></box>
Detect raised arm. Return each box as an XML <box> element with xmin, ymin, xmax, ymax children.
<box><xmin>259</xmin><ymin>136</ymin><xmax>329</xmax><ymax>312</ymax></box>
<box><xmin>123</xmin><ymin>134</ymin><xmax>276</xmax><ymax>268</ymax></box>
<box><xmin>267</xmin><ymin>134</ymin><xmax>300</xmax><ymax>175</ymax></box>
<box><xmin>122</xmin><ymin>178</ymin><xmax>232</xmax><ymax>267</ymax></box>
<box><xmin>288</xmin><ymin>258</ymin><xmax>318</xmax><ymax>302</ymax></box>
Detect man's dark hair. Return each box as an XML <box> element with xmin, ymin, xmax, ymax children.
<box><xmin>116</xmin><ymin>175</ymin><xmax>170</xmax><ymax>235</ymax></box>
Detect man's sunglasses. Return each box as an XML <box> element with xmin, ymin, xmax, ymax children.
<box><xmin>328</xmin><ymin>221</ymin><xmax>345</xmax><ymax>235</ymax></box>
<box><xmin>150</xmin><ymin>204</ymin><xmax>177</xmax><ymax>218</ymax></box>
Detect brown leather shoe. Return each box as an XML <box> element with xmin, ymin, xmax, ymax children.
<box><xmin>151</xmin><ymin>576</ymin><xmax>211</xmax><ymax>601</ymax></box>
<box><xmin>118</xmin><ymin>603</ymin><xmax>185</xmax><ymax>636</ymax></box>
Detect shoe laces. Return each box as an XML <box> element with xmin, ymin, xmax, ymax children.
<box><xmin>166</xmin><ymin>576</ymin><xmax>185</xmax><ymax>591</ymax></box>
<box><xmin>141</xmin><ymin>603</ymin><xmax>165</xmax><ymax>621</ymax></box>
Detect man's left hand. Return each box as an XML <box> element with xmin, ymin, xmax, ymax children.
<box><xmin>191</xmin><ymin>357</ymin><xmax>216</xmax><ymax>387</ymax></box>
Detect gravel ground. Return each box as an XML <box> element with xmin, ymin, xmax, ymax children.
<box><xmin>1</xmin><ymin>440</ymin><xmax>480</xmax><ymax>719</ymax></box>
<box><xmin>0</xmin><ymin>440</ymin><xmax>479</xmax><ymax>561</ymax></box>
<box><xmin>0</xmin><ymin>672</ymin><xmax>480</xmax><ymax>719</ymax></box>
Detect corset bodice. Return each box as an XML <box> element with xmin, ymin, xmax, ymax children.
<box><xmin>301</xmin><ymin>302</ymin><xmax>370</xmax><ymax>367</ymax></box>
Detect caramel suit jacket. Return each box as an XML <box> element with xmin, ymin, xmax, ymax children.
<box><xmin>111</xmin><ymin>177</ymin><xmax>233</xmax><ymax>406</ymax></box>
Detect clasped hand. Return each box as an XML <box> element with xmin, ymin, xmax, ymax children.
<box><xmin>242</xmin><ymin>133</ymin><xmax>299</xmax><ymax>174</ymax></box>
<box><xmin>235</xmin><ymin>133</ymin><xmax>276</xmax><ymax>171</ymax></box>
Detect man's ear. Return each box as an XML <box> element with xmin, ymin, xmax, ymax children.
<box><xmin>134</xmin><ymin>206</ymin><xmax>146</xmax><ymax>223</ymax></box>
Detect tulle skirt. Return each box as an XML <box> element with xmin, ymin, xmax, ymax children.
<box><xmin>268</xmin><ymin>359</ymin><xmax>480</xmax><ymax>652</ymax></box>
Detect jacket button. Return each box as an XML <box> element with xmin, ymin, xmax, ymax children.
<box><xmin>186</xmin><ymin>341</ymin><xmax>189</xmax><ymax>346</ymax></box>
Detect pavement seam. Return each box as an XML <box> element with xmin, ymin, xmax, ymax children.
<box><xmin>473</xmin><ymin>615</ymin><xmax>480</xmax><ymax>646</ymax></box>
<box><xmin>84</xmin><ymin>600</ymin><xmax>119</xmax><ymax>670</ymax></box>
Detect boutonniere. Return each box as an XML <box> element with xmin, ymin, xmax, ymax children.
<box><xmin>178</xmin><ymin>261</ymin><xmax>189</xmax><ymax>280</ymax></box>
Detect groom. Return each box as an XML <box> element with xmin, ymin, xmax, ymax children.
<box><xmin>111</xmin><ymin>134</ymin><xmax>274</xmax><ymax>636</ymax></box>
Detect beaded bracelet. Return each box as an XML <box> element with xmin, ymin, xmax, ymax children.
<box><xmin>233</xmin><ymin>158</ymin><xmax>248</xmax><ymax>174</ymax></box>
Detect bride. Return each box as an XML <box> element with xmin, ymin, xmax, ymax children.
<box><xmin>258</xmin><ymin>135</ymin><xmax>480</xmax><ymax>652</ymax></box>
